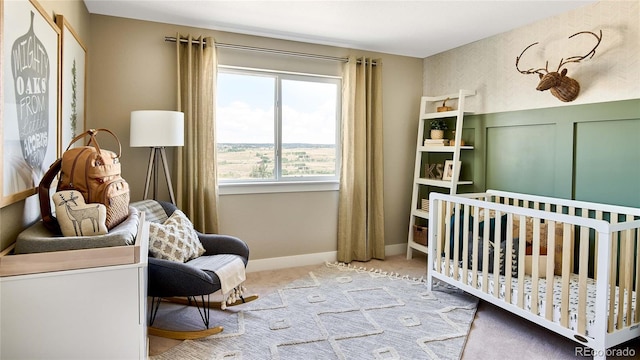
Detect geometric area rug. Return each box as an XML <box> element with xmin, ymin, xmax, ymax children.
<box><xmin>150</xmin><ymin>262</ymin><xmax>478</xmax><ymax>360</ymax></box>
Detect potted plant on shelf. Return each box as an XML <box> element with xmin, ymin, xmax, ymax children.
<box><xmin>430</xmin><ymin>119</ymin><xmax>447</xmax><ymax>139</ymax></box>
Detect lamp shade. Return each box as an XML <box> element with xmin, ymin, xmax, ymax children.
<box><xmin>130</xmin><ymin>110</ymin><xmax>184</xmax><ymax>147</ymax></box>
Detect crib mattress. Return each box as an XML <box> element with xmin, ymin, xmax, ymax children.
<box><xmin>438</xmin><ymin>260</ymin><xmax>637</xmax><ymax>337</ymax></box>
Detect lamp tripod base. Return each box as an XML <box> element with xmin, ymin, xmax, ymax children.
<box><xmin>143</xmin><ymin>147</ymin><xmax>176</xmax><ymax>204</ymax></box>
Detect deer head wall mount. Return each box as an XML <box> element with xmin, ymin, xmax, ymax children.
<box><xmin>515</xmin><ymin>30</ymin><xmax>602</xmax><ymax>102</ymax></box>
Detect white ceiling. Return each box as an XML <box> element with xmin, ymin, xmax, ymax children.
<box><xmin>83</xmin><ymin>0</ymin><xmax>596</xmax><ymax>58</ymax></box>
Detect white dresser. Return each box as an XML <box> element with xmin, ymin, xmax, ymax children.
<box><xmin>0</xmin><ymin>226</ymin><xmax>148</xmax><ymax>359</ymax></box>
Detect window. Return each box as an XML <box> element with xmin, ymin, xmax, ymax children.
<box><xmin>216</xmin><ymin>67</ymin><xmax>341</xmax><ymax>190</ymax></box>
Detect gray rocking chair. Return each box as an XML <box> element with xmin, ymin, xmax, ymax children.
<box><xmin>132</xmin><ymin>200</ymin><xmax>258</xmax><ymax>339</ymax></box>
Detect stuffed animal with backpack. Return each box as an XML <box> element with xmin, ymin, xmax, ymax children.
<box><xmin>53</xmin><ymin>190</ymin><xmax>108</xmax><ymax>237</ymax></box>
<box><xmin>39</xmin><ymin>128</ymin><xmax>130</xmax><ymax>233</ymax></box>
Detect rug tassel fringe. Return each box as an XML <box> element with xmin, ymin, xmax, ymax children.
<box><xmin>328</xmin><ymin>261</ymin><xmax>425</xmax><ymax>284</ymax></box>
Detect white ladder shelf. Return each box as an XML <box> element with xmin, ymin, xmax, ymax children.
<box><xmin>406</xmin><ymin>89</ymin><xmax>476</xmax><ymax>258</ymax></box>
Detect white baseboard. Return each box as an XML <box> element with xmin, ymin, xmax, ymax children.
<box><xmin>385</xmin><ymin>243</ymin><xmax>408</xmax><ymax>257</ymax></box>
<box><xmin>246</xmin><ymin>243</ymin><xmax>408</xmax><ymax>273</ymax></box>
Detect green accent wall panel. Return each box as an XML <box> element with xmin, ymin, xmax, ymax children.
<box><xmin>486</xmin><ymin>124</ymin><xmax>557</xmax><ymax>196</ymax></box>
<box><xmin>575</xmin><ymin>119</ymin><xmax>640</xmax><ymax>207</ymax></box>
<box><xmin>465</xmin><ymin>99</ymin><xmax>639</xmax><ymax>206</ymax></box>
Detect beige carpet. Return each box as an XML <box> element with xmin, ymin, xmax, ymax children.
<box><xmin>149</xmin><ymin>253</ymin><xmax>640</xmax><ymax>359</ymax></box>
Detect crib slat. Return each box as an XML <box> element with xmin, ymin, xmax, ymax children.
<box><xmin>577</xmin><ymin>210</ymin><xmax>589</xmax><ymax>335</ymax></box>
<box><xmin>634</xmin><ymin>225</ymin><xmax>640</xmax><ymax>328</ymax></box>
<box><xmin>461</xmin><ymin>204</ymin><xmax>471</xmax><ymax>283</ymax></box>
<box><xmin>453</xmin><ymin>203</ymin><xmax>461</xmax><ymax>280</ymax></box>
<box><xmin>545</xmin><ymin>220</ymin><xmax>555</xmax><ymax>321</ymax></box>
<box><xmin>561</xmin><ymin>222</ymin><xmax>572</xmax><ymax>328</ymax></box>
<box><xmin>517</xmin><ymin>215</ymin><xmax>526</xmax><ymax>309</ymax></box>
<box><xmin>531</xmin><ymin>218</ymin><xmax>541</xmax><ymax>316</ymax></box>
<box><xmin>567</xmin><ymin>206</ymin><xmax>576</xmax><ymax>274</ymax></box>
<box><xmin>493</xmin><ymin>211</ymin><xmax>502</xmax><ymax>298</ymax></box>
<box><xmin>617</xmin><ymin>213</ymin><xmax>627</xmax><ymax>330</ymax></box>
<box><xmin>482</xmin><ymin>207</ymin><xmax>490</xmax><ymax>294</ymax></box>
<box><xmin>472</xmin><ymin>206</ymin><xmax>480</xmax><ymax>288</ymax></box>
<box><xmin>552</xmin><ymin>203</ymin><xmax>562</xmax><ymax>282</ymax></box>
<box><xmin>594</xmin><ymin>211</ymin><xmax>603</xmax><ymax>281</ymax></box>
<box><xmin>505</xmin><ymin>213</ymin><xmax>513</xmax><ymax>305</ymax></box>
<box><xmin>608</xmin><ymin>214</ymin><xmax>618</xmax><ymax>333</ymax></box>
<box><xmin>624</xmin><ymin>214</ymin><xmax>633</xmax><ymax>328</ymax></box>
<box><xmin>444</xmin><ymin>202</ymin><xmax>452</xmax><ymax>277</ymax></box>
<box><xmin>436</xmin><ymin>200</ymin><xmax>445</xmax><ymax>275</ymax></box>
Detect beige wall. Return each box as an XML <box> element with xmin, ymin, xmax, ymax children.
<box><xmin>87</xmin><ymin>15</ymin><xmax>423</xmax><ymax>261</ymax></box>
<box><xmin>0</xmin><ymin>0</ymin><xmax>90</xmax><ymax>251</ymax></box>
<box><xmin>423</xmin><ymin>1</ymin><xmax>640</xmax><ymax>113</ymax></box>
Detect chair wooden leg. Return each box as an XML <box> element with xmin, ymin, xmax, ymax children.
<box><xmin>226</xmin><ymin>294</ymin><xmax>260</xmax><ymax>307</ymax></box>
<box><xmin>147</xmin><ymin>325</ymin><xmax>223</xmax><ymax>340</ymax></box>
<box><xmin>163</xmin><ymin>294</ymin><xmax>259</xmax><ymax>308</ymax></box>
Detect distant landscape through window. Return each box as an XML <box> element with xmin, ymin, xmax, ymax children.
<box><xmin>216</xmin><ymin>68</ymin><xmax>341</xmax><ymax>183</ymax></box>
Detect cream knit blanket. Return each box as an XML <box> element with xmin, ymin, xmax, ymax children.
<box><xmin>187</xmin><ymin>254</ymin><xmax>247</xmax><ymax>309</ymax></box>
<box><xmin>212</xmin><ymin>255</ymin><xmax>246</xmax><ymax>309</ymax></box>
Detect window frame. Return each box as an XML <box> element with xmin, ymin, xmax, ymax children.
<box><xmin>216</xmin><ymin>66</ymin><xmax>342</xmax><ymax>194</ymax></box>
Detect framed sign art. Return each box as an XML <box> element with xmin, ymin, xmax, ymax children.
<box><xmin>442</xmin><ymin>160</ymin><xmax>462</xmax><ymax>181</ymax></box>
<box><xmin>56</xmin><ymin>14</ymin><xmax>86</xmax><ymax>151</ymax></box>
<box><xmin>1</xmin><ymin>0</ymin><xmax>60</xmax><ymax>207</ymax></box>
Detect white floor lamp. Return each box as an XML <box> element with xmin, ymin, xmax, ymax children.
<box><xmin>130</xmin><ymin>110</ymin><xmax>184</xmax><ymax>204</ymax></box>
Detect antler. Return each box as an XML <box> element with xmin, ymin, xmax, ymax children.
<box><xmin>515</xmin><ymin>42</ymin><xmax>549</xmax><ymax>75</ymax></box>
<box><xmin>57</xmin><ymin>192</ymin><xmax>79</xmax><ymax>206</ymax></box>
<box><xmin>57</xmin><ymin>193</ymin><xmax>67</xmax><ymax>206</ymax></box>
<box><xmin>556</xmin><ymin>30</ymin><xmax>602</xmax><ymax>71</ymax></box>
<box><xmin>69</xmin><ymin>193</ymin><xmax>78</xmax><ymax>206</ymax></box>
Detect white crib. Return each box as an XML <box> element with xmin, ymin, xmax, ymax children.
<box><xmin>426</xmin><ymin>190</ymin><xmax>640</xmax><ymax>359</ymax></box>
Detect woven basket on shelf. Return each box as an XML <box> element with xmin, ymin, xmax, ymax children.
<box><xmin>421</xmin><ymin>199</ymin><xmax>429</xmax><ymax>212</ymax></box>
<box><xmin>412</xmin><ymin>225</ymin><xmax>427</xmax><ymax>246</ymax></box>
